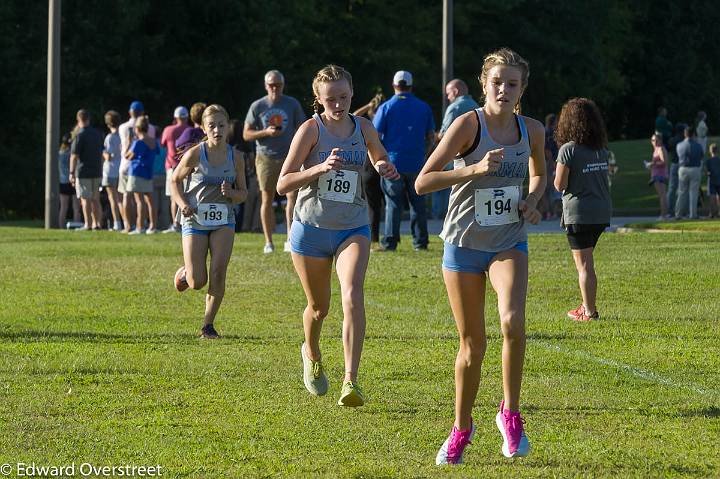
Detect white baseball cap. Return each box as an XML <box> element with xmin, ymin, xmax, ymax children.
<box><xmin>173</xmin><ymin>106</ymin><xmax>189</xmax><ymax>118</ymax></box>
<box><xmin>393</xmin><ymin>70</ymin><xmax>413</xmax><ymax>86</ymax></box>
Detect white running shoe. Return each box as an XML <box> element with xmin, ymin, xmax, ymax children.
<box><xmin>146</xmin><ymin>228</ymin><xmax>156</xmax><ymax>235</ymax></box>
<box><xmin>128</xmin><ymin>229</ymin><xmax>143</xmax><ymax>236</ymax></box>
<box><xmin>263</xmin><ymin>243</ymin><xmax>274</xmax><ymax>254</ymax></box>
<box><xmin>284</xmin><ymin>241</ymin><xmax>291</xmax><ymax>253</ymax></box>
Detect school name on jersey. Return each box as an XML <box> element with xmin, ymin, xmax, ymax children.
<box><xmin>486</xmin><ymin>161</ymin><xmax>528</xmax><ymax>178</ymax></box>
<box><xmin>318</xmin><ymin>149</ymin><xmax>367</xmax><ymax>166</ymax></box>
<box><xmin>202</xmin><ymin>176</ymin><xmax>235</xmax><ymax>185</ymax></box>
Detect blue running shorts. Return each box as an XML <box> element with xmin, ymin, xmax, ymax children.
<box><xmin>442</xmin><ymin>241</ymin><xmax>528</xmax><ymax>274</ymax></box>
<box><xmin>290</xmin><ymin>222</ymin><xmax>371</xmax><ymax>258</ymax></box>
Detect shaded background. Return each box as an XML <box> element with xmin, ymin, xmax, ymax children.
<box><xmin>1</xmin><ymin>0</ymin><xmax>718</xmax><ymax>219</ymax></box>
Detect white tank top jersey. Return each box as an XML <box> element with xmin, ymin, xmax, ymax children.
<box><xmin>181</xmin><ymin>142</ymin><xmax>236</xmax><ymax>230</ymax></box>
<box><xmin>294</xmin><ymin>114</ymin><xmax>369</xmax><ymax>230</ymax></box>
<box><xmin>440</xmin><ymin>108</ymin><xmax>531</xmax><ymax>251</ymax></box>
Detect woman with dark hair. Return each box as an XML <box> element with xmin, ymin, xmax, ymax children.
<box><xmin>553</xmin><ymin>98</ymin><xmax>612</xmax><ymax>322</ymax></box>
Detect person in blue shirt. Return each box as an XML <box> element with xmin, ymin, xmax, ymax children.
<box><xmin>126</xmin><ymin>116</ymin><xmax>160</xmax><ymax>234</ymax></box>
<box><xmin>706</xmin><ymin>143</ymin><xmax>720</xmax><ymax>217</ymax></box>
<box><xmin>373</xmin><ymin>70</ymin><xmax>435</xmax><ymax>251</ymax></box>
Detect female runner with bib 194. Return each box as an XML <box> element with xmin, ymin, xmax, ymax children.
<box><xmin>415</xmin><ymin>48</ymin><xmax>546</xmax><ymax>464</ymax></box>
<box><xmin>170</xmin><ymin>104</ymin><xmax>247</xmax><ymax>339</ymax></box>
<box><xmin>277</xmin><ymin>65</ymin><xmax>399</xmax><ymax>407</ymax></box>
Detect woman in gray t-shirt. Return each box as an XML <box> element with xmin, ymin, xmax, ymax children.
<box><xmin>553</xmin><ymin>98</ymin><xmax>612</xmax><ymax>322</ymax></box>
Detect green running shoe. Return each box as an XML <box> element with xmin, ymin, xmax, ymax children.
<box><xmin>301</xmin><ymin>343</ymin><xmax>328</xmax><ymax>396</ymax></box>
<box><xmin>337</xmin><ymin>380</ymin><xmax>365</xmax><ymax>407</ymax></box>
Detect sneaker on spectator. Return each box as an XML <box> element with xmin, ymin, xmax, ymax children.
<box><xmin>284</xmin><ymin>241</ymin><xmax>291</xmax><ymax>253</ymax></box>
<box><xmin>146</xmin><ymin>228</ymin><xmax>156</xmax><ymax>235</ymax></box>
<box><xmin>263</xmin><ymin>243</ymin><xmax>274</xmax><ymax>254</ymax></box>
<box><xmin>163</xmin><ymin>224</ymin><xmax>179</xmax><ymax>234</ymax></box>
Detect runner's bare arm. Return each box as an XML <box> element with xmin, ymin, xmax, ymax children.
<box><xmin>276</xmin><ymin>119</ymin><xmax>327</xmax><ymax>195</ymax></box>
<box><xmin>171</xmin><ymin>145</ymin><xmax>201</xmax><ymax>215</ymax></box>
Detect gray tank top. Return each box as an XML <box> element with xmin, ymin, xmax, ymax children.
<box><xmin>181</xmin><ymin>142</ymin><xmax>236</xmax><ymax>230</ymax></box>
<box><xmin>440</xmin><ymin>108</ymin><xmax>530</xmax><ymax>251</ymax></box>
<box><xmin>294</xmin><ymin>114</ymin><xmax>369</xmax><ymax>230</ymax></box>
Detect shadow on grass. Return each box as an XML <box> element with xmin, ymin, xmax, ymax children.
<box><xmin>0</xmin><ymin>330</ymin><xmax>284</xmax><ymax>345</ymax></box>
<box><xmin>677</xmin><ymin>405</ymin><xmax>720</xmax><ymax>418</ymax></box>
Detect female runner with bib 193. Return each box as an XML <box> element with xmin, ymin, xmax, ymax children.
<box><xmin>277</xmin><ymin>65</ymin><xmax>398</xmax><ymax>407</ymax></box>
<box><xmin>170</xmin><ymin>104</ymin><xmax>247</xmax><ymax>339</ymax></box>
<box><xmin>415</xmin><ymin>48</ymin><xmax>546</xmax><ymax>464</ymax></box>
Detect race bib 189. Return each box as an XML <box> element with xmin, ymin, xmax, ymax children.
<box><xmin>196</xmin><ymin>203</ymin><xmax>228</xmax><ymax>226</ymax></box>
<box><xmin>474</xmin><ymin>186</ymin><xmax>520</xmax><ymax>226</ymax></box>
<box><xmin>317</xmin><ymin>169</ymin><xmax>358</xmax><ymax>203</ymax></box>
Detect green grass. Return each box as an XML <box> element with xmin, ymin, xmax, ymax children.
<box><xmin>608</xmin><ymin>136</ymin><xmax>718</xmax><ymax>214</ymax></box>
<box><xmin>625</xmin><ymin>219</ymin><xmax>720</xmax><ymax>232</ymax></box>
<box><xmin>1</xmin><ymin>228</ymin><xmax>719</xmax><ymax>478</ymax></box>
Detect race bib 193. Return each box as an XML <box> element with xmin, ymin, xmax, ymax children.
<box><xmin>196</xmin><ymin>203</ymin><xmax>228</xmax><ymax>226</ymax></box>
<box><xmin>317</xmin><ymin>169</ymin><xmax>358</xmax><ymax>203</ymax></box>
<box><xmin>474</xmin><ymin>186</ymin><xmax>520</xmax><ymax>226</ymax></box>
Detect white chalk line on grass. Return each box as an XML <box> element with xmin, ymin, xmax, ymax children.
<box><xmin>367</xmin><ymin>300</ymin><xmax>719</xmax><ymax>400</ymax></box>
<box><xmin>535</xmin><ymin>340</ymin><xmax>719</xmax><ymax>399</ymax></box>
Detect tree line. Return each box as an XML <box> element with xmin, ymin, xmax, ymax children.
<box><xmin>1</xmin><ymin>0</ymin><xmax>717</xmax><ymax>219</ymax></box>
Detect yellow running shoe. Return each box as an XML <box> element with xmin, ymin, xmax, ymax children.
<box><xmin>337</xmin><ymin>381</ymin><xmax>365</xmax><ymax>407</ymax></box>
<box><xmin>301</xmin><ymin>343</ymin><xmax>328</xmax><ymax>396</ymax></box>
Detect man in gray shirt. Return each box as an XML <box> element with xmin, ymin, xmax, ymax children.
<box><xmin>433</xmin><ymin>79</ymin><xmax>479</xmax><ymax>219</ymax></box>
<box><xmin>675</xmin><ymin>126</ymin><xmax>705</xmax><ymax>219</ymax></box>
<box><xmin>243</xmin><ymin>70</ymin><xmax>306</xmax><ymax>254</ymax></box>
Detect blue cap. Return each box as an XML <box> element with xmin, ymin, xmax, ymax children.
<box><xmin>129</xmin><ymin>100</ymin><xmax>144</xmax><ymax>112</ymax></box>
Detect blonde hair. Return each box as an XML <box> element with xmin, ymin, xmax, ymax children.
<box><xmin>135</xmin><ymin>115</ymin><xmax>149</xmax><ymax>133</ymax></box>
<box><xmin>202</xmin><ymin>104</ymin><xmax>230</xmax><ymax>125</ymax></box>
<box><xmin>710</xmin><ymin>143</ymin><xmax>718</xmax><ymax>154</ymax></box>
<box><xmin>311</xmin><ymin>65</ymin><xmax>353</xmax><ymax>113</ymax></box>
<box><xmin>479</xmin><ymin>47</ymin><xmax>529</xmax><ymax>114</ymax></box>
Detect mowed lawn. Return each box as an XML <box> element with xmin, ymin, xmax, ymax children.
<box><xmin>0</xmin><ymin>227</ymin><xmax>718</xmax><ymax>478</ymax></box>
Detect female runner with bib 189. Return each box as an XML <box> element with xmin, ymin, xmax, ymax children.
<box><xmin>415</xmin><ymin>48</ymin><xmax>546</xmax><ymax>464</ymax></box>
<box><xmin>170</xmin><ymin>104</ymin><xmax>247</xmax><ymax>339</ymax></box>
<box><xmin>277</xmin><ymin>65</ymin><xmax>399</xmax><ymax>407</ymax></box>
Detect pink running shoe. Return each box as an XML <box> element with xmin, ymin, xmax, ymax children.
<box><xmin>496</xmin><ymin>401</ymin><xmax>530</xmax><ymax>458</ymax></box>
<box><xmin>567</xmin><ymin>304</ymin><xmax>585</xmax><ymax>319</ymax></box>
<box><xmin>174</xmin><ymin>266</ymin><xmax>189</xmax><ymax>292</ymax></box>
<box><xmin>435</xmin><ymin>420</ymin><xmax>475</xmax><ymax>465</ymax></box>
<box><xmin>568</xmin><ymin>304</ymin><xmax>599</xmax><ymax>321</ymax></box>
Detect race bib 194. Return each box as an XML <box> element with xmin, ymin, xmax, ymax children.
<box><xmin>196</xmin><ymin>203</ymin><xmax>228</xmax><ymax>226</ymax></box>
<box><xmin>474</xmin><ymin>186</ymin><xmax>520</xmax><ymax>226</ymax></box>
<box><xmin>317</xmin><ymin>170</ymin><xmax>358</xmax><ymax>203</ymax></box>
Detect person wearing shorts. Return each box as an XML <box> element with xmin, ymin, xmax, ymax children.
<box><xmin>171</xmin><ymin>104</ymin><xmax>247</xmax><ymax>339</ymax></box>
<box><xmin>415</xmin><ymin>48</ymin><xmax>545</xmax><ymax>464</ymax></box>
<box><xmin>126</xmin><ymin>116</ymin><xmax>159</xmax><ymax>234</ymax></box>
<box><xmin>69</xmin><ymin>109</ymin><xmax>104</xmax><ymax>231</ymax></box>
<box><xmin>58</xmin><ymin>133</ymin><xmax>81</xmax><ymax>227</ymax></box>
<box><xmin>161</xmin><ymin>106</ymin><xmax>190</xmax><ymax>232</ymax></box>
<box><xmin>243</xmin><ymin>70</ymin><xmax>306</xmax><ymax>254</ymax></box>
<box><xmin>277</xmin><ymin>65</ymin><xmax>399</xmax><ymax>407</ymax></box>
<box><xmin>103</xmin><ymin>110</ymin><xmax>123</xmax><ymax>230</ymax></box>
<box><xmin>648</xmin><ymin>133</ymin><xmax>669</xmax><ymax>218</ymax></box>
<box><xmin>554</xmin><ymin>98</ymin><xmax>613</xmax><ymax>322</ymax></box>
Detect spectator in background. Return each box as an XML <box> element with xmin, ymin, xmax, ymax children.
<box><xmin>243</xmin><ymin>70</ymin><xmax>306</xmax><ymax>254</ymax></box>
<box><xmin>373</xmin><ymin>70</ymin><xmax>435</xmax><ymax>251</ymax></box>
<box><xmin>655</xmin><ymin>106</ymin><xmax>673</xmax><ymax>148</ymax></box>
<box><xmin>58</xmin><ymin>132</ymin><xmax>81</xmax><ymax>228</ymax></box>
<box><xmin>125</xmin><ymin>116</ymin><xmax>159</xmax><ymax>234</ymax></box>
<box><xmin>102</xmin><ymin>111</ymin><xmax>123</xmax><ymax>230</ymax></box>
<box><xmin>648</xmin><ymin>133</ymin><xmax>669</xmax><ymax>219</ymax></box>
<box><xmin>228</xmin><ymin>118</ymin><xmax>259</xmax><ymax>232</ymax></box>
<box><xmin>161</xmin><ymin>106</ymin><xmax>190</xmax><ymax>233</ymax></box>
<box><xmin>695</xmin><ymin>111</ymin><xmax>708</xmax><ymax>156</ymax></box>
<box><xmin>706</xmin><ymin>143</ymin><xmax>720</xmax><ymax>218</ymax></box>
<box><xmin>152</xmin><ymin>143</ymin><xmax>169</xmax><ymax>229</ymax></box>
<box><xmin>554</xmin><ymin>98</ymin><xmax>612</xmax><ymax>322</ymax></box>
<box><xmin>175</xmin><ymin>103</ymin><xmax>207</xmax><ymax>157</ymax></box>
<box><xmin>541</xmin><ymin>113</ymin><xmax>560</xmax><ymax>219</ymax></box>
<box><xmin>674</xmin><ymin>126</ymin><xmax>704</xmax><ymax>219</ymax></box>
<box><xmin>353</xmin><ymin>90</ymin><xmax>385</xmax><ymax>250</ymax></box>
<box><xmin>666</xmin><ymin>123</ymin><xmax>686</xmax><ymax>211</ymax></box>
<box><xmin>434</xmin><ymin>79</ymin><xmax>479</xmax><ymax>220</ymax></box>
<box><xmin>69</xmin><ymin>109</ymin><xmax>104</xmax><ymax>231</ymax></box>
<box><xmin>118</xmin><ymin>101</ymin><xmax>156</xmax><ymax>233</ymax></box>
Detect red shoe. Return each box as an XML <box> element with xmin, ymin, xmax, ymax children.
<box><xmin>174</xmin><ymin>266</ymin><xmax>189</xmax><ymax>292</ymax></box>
<box><xmin>568</xmin><ymin>304</ymin><xmax>599</xmax><ymax>321</ymax></box>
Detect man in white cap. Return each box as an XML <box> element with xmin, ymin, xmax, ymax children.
<box><xmin>160</xmin><ymin>106</ymin><xmax>190</xmax><ymax>232</ymax></box>
<box><xmin>373</xmin><ymin>70</ymin><xmax>435</xmax><ymax>251</ymax></box>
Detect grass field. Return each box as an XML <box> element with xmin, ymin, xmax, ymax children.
<box><xmin>608</xmin><ymin>136</ymin><xmax>718</xmax><ymax>215</ymax></box>
<box><xmin>1</xmin><ymin>227</ymin><xmax>719</xmax><ymax>478</ymax></box>
<box><xmin>624</xmin><ymin>219</ymin><xmax>720</xmax><ymax>232</ymax></box>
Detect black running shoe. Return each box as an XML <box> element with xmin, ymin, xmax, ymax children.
<box><xmin>200</xmin><ymin>324</ymin><xmax>221</xmax><ymax>339</ymax></box>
